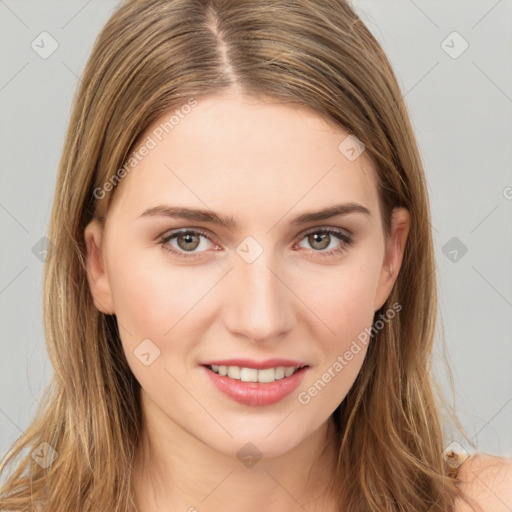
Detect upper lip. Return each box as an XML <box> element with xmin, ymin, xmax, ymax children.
<box><xmin>201</xmin><ymin>358</ymin><xmax>309</xmax><ymax>370</ymax></box>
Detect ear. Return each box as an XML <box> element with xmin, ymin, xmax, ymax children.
<box><xmin>373</xmin><ymin>207</ymin><xmax>410</xmax><ymax>312</ymax></box>
<box><xmin>84</xmin><ymin>218</ymin><xmax>115</xmax><ymax>314</ymax></box>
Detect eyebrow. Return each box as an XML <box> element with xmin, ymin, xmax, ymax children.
<box><xmin>138</xmin><ymin>202</ymin><xmax>371</xmax><ymax>228</ymax></box>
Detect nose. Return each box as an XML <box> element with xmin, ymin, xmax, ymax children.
<box><xmin>222</xmin><ymin>247</ymin><xmax>294</xmax><ymax>343</ymax></box>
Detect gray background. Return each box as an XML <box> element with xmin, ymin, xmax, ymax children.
<box><xmin>1</xmin><ymin>0</ymin><xmax>511</xmax><ymax>463</ymax></box>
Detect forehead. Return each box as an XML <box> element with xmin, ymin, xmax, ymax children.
<box><xmin>107</xmin><ymin>93</ymin><xmax>380</xmax><ymax>226</ymax></box>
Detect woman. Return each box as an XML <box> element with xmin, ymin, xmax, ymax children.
<box><xmin>1</xmin><ymin>0</ymin><xmax>510</xmax><ymax>511</ymax></box>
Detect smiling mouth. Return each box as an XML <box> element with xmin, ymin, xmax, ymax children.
<box><xmin>204</xmin><ymin>364</ymin><xmax>308</xmax><ymax>384</ymax></box>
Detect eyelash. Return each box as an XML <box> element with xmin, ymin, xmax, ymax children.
<box><xmin>159</xmin><ymin>227</ymin><xmax>353</xmax><ymax>260</ymax></box>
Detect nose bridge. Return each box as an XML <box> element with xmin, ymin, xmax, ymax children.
<box><xmin>225</xmin><ymin>239</ymin><xmax>293</xmax><ymax>340</ymax></box>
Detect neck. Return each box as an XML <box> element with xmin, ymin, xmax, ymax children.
<box><xmin>131</xmin><ymin>393</ymin><xmax>340</xmax><ymax>512</ymax></box>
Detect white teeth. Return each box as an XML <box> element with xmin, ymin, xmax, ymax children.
<box><xmin>284</xmin><ymin>367</ymin><xmax>295</xmax><ymax>377</ymax></box>
<box><xmin>257</xmin><ymin>368</ymin><xmax>276</xmax><ymax>383</ymax></box>
<box><xmin>240</xmin><ymin>367</ymin><xmax>258</xmax><ymax>382</ymax></box>
<box><xmin>208</xmin><ymin>365</ymin><xmax>303</xmax><ymax>383</ymax></box>
<box><xmin>227</xmin><ymin>366</ymin><xmax>241</xmax><ymax>379</ymax></box>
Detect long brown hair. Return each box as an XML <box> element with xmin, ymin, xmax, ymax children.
<box><xmin>0</xmin><ymin>0</ymin><xmax>480</xmax><ymax>510</ymax></box>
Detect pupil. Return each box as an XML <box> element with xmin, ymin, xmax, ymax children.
<box><xmin>180</xmin><ymin>233</ymin><xmax>199</xmax><ymax>250</ymax></box>
<box><xmin>311</xmin><ymin>233</ymin><xmax>329</xmax><ymax>249</ymax></box>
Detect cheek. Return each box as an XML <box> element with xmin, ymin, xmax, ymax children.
<box><xmin>106</xmin><ymin>250</ymin><xmax>205</xmax><ymax>390</ymax></box>
<box><xmin>107</xmin><ymin>247</ymin><xmax>203</xmax><ymax>334</ymax></box>
<box><xmin>109</xmin><ymin>262</ymin><xmax>167</xmax><ymax>339</ymax></box>
<box><xmin>306</xmin><ymin>255</ymin><xmax>382</xmax><ymax>340</ymax></box>
<box><xmin>106</xmin><ymin>248</ymin><xmax>222</xmax><ymax>379</ymax></box>
<box><xmin>295</xmin><ymin>253</ymin><xmax>382</xmax><ymax>404</ymax></box>
<box><xmin>107</xmin><ymin>236</ymin><xmax>382</xmax><ymax>358</ymax></box>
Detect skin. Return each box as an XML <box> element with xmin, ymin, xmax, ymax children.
<box><xmin>455</xmin><ymin>455</ymin><xmax>512</xmax><ymax>512</ymax></box>
<box><xmin>84</xmin><ymin>91</ymin><xmax>411</xmax><ymax>512</ymax></box>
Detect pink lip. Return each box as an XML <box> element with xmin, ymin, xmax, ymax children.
<box><xmin>201</xmin><ymin>365</ymin><xmax>309</xmax><ymax>406</ymax></box>
<box><xmin>201</xmin><ymin>358</ymin><xmax>308</xmax><ymax>370</ymax></box>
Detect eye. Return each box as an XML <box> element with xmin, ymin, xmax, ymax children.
<box><xmin>294</xmin><ymin>228</ymin><xmax>353</xmax><ymax>258</ymax></box>
<box><xmin>159</xmin><ymin>227</ymin><xmax>353</xmax><ymax>260</ymax></box>
<box><xmin>159</xmin><ymin>229</ymin><xmax>216</xmax><ymax>260</ymax></box>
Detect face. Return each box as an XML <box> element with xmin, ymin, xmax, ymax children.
<box><xmin>84</xmin><ymin>92</ymin><xmax>409</xmax><ymax>460</ymax></box>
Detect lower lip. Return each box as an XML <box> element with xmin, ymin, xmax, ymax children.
<box><xmin>201</xmin><ymin>365</ymin><xmax>309</xmax><ymax>406</ymax></box>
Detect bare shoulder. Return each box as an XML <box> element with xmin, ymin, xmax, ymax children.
<box><xmin>454</xmin><ymin>453</ymin><xmax>512</xmax><ymax>512</ymax></box>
